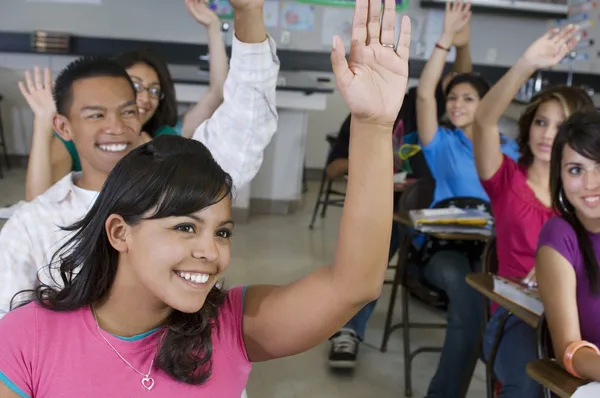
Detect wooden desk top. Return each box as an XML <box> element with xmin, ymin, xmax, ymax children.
<box><xmin>465</xmin><ymin>273</ymin><xmax>540</xmax><ymax>328</ymax></box>
<box><xmin>527</xmin><ymin>359</ymin><xmax>586</xmax><ymax>398</ymax></box>
<box><xmin>393</xmin><ymin>211</ymin><xmax>489</xmax><ymax>242</ymax></box>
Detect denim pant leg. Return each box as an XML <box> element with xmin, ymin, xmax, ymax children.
<box><xmin>483</xmin><ymin>308</ymin><xmax>541</xmax><ymax>398</ymax></box>
<box><xmin>422</xmin><ymin>250</ymin><xmax>484</xmax><ymax>398</ymax></box>
<box><xmin>343</xmin><ymin>219</ymin><xmax>402</xmax><ymax>340</ymax></box>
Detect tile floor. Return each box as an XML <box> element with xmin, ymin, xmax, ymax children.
<box><xmin>0</xmin><ymin>167</ymin><xmax>487</xmax><ymax>398</ymax></box>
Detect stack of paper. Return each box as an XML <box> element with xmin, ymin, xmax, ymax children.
<box><xmin>409</xmin><ymin>208</ymin><xmax>493</xmax><ymax>236</ymax></box>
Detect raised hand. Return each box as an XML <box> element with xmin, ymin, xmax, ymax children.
<box><xmin>522</xmin><ymin>24</ymin><xmax>579</xmax><ymax>70</ymax></box>
<box><xmin>331</xmin><ymin>0</ymin><xmax>411</xmax><ymax>126</ymax></box>
<box><xmin>18</xmin><ymin>66</ymin><xmax>56</xmax><ymax>123</ymax></box>
<box><xmin>443</xmin><ymin>0</ymin><xmax>471</xmax><ymax>38</ymax></box>
<box><xmin>185</xmin><ymin>0</ymin><xmax>220</xmax><ymax>28</ymax></box>
<box><xmin>452</xmin><ymin>17</ymin><xmax>470</xmax><ymax>47</ymax></box>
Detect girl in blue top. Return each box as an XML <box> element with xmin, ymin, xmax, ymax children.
<box><xmin>20</xmin><ymin>0</ymin><xmax>229</xmax><ymax>201</ymax></box>
<box><xmin>413</xmin><ymin>1</ymin><xmax>519</xmax><ymax>397</ymax></box>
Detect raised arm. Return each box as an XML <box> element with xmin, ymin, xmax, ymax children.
<box><xmin>473</xmin><ymin>25</ymin><xmax>579</xmax><ymax>180</ymax></box>
<box><xmin>190</xmin><ymin>0</ymin><xmax>278</xmax><ymax>190</ymax></box>
<box><xmin>20</xmin><ymin>67</ymin><xmax>71</xmax><ymax>201</ymax></box>
<box><xmin>537</xmin><ymin>245</ymin><xmax>600</xmax><ymax>381</ymax></box>
<box><xmin>181</xmin><ymin>0</ymin><xmax>229</xmax><ymax>138</ymax></box>
<box><xmin>452</xmin><ymin>22</ymin><xmax>472</xmax><ymax>74</ymax></box>
<box><xmin>416</xmin><ymin>0</ymin><xmax>470</xmax><ymax>146</ymax></box>
<box><xmin>242</xmin><ymin>0</ymin><xmax>411</xmax><ymax>362</ymax></box>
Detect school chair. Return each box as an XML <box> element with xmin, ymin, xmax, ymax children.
<box><xmin>531</xmin><ymin>314</ymin><xmax>584</xmax><ymax>398</ymax></box>
<box><xmin>380</xmin><ymin>178</ymin><xmax>448</xmax><ymax>397</ymax></box>
<box><xmin>0</xmin><ymin>95</ymin><xmax>10</xmax><ymax>178</ymax></box>
<box><xmin>475</xmin><ymin>236</ymin><xmax>510</xmax><ymax>398</ymax></box>
<box><xmin>308</xmin><ymin>134</ymin><xmax>346</xmax><ymax>229</ymax></box>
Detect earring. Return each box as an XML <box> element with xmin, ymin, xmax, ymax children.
<box><xmin>558</xmin><ymin>189</ymin><xmax>571</xmax><ymax>213</ymax></box>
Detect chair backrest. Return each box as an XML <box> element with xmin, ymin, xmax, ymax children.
<box><xmin>398</xmin><ymin>178</ymin><xmax>435</xmax><ymax>213</ymax></box>
<box><xmin>537</xmin><ymin>314</ymin><xmax>555</xmax><ymax>360</ymax></box>
<box><xmin>481</xmin><ymin>236</ymin><xmax>499</xmax><ymax>275</ymax></box>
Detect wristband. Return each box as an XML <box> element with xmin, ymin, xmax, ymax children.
<box><xmin>435</xmin><ymin>43</ymin><xmax>450</xmax><ymax>52</ymax></box>
<box><xmin>564</xmin><ymin>340</ymin><xmax>600</xmax><ymax>379</ymax></box>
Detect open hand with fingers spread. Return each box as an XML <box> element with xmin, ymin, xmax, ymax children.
<box><xmin>330</xmin><ymin>0</ymin><xmax>411</xmax><ymax>126</ymax></box>
<box><xmin>521</xmin><ymin>24</ymin><xmax>579</xmax><ymax>70</ymax></box>
<box><xmin>443</xmin><ymin>0</ymin><xmax>471</xmax><ymax>39</ymax></box>
<box><xmin>185</xmin><ymin>0</ymin><xmax>220</xmax><ymax>29</ymax></box>
<box><xmin>18</xmin><ymin>67</ymin><xmax>56</xmax><ymax>126</ymax></box>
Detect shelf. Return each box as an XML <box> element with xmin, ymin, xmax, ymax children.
<box><xmin>420</xmin><ymin>0</ymin><xmax>567</xmax><ymax>18</ymax></box>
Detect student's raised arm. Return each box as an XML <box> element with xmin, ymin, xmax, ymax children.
<box><xmin>416</xmin><ymin>0</ymin><xmax>470</xmax><ymax>146</ymax></box>
<box><xmin>191</xmin><ymin>0</ymin><xmax>279</xmax><ymax>190</ymax></box>
<box><xmin>241</xmin><ymin>0</ymin><xmax>411</xmax><ymax>362</ymax></box>
<box><xmin>20</xmin><ymin>67</ymin><xmax>72</xmax><ymax>201</ymax></box>
<box><xmin>181</xmin><ymin>0</ymin><xmax>229</xmax><ymax>138</ymax></box>
<box><xmin>473</xmin><ymin>25</ymin><xmax>579</xmax><ymax>180</ymax></box>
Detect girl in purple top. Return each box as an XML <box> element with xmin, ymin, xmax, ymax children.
<box><xmin>537</xmin><ymin>111</ymin><xmax>600</xmax><ymax>382</ymax></box>
<box><xmin>0</xmin><ymin>0</ymin><xmax>414</xmax><ymax>396</ymax></box>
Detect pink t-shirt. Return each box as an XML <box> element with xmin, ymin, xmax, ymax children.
<box><xmin>0</xmin><ymin>287</ymin><xmax>250</xmax><ymax>398</ymax></box>
<box><xmin>481</xmin><ymin>155</ymin><xmax>555</xmax><ymax>279</ymax></box>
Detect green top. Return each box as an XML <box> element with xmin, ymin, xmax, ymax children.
<box><xmin>54</xmin><ymin>119</ymin><xmax>182</xmax><ymax>172</ymax></box>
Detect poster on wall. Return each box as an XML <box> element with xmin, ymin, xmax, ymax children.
<box><xmin>264</xmin><ymin>1</ymin><xmax>280</xmax><ymax>27</ymax></box>
<box><xmin>298</xmin><ymin>0</ymin><xmax>408</xmax><ymax>11</ymax></box>
<box><xmin>280</xmin><ymin>3</ymin><xmax>315</xmax><ymax>31</ymax></box>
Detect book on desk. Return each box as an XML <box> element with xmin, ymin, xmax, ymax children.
<box><xmin>409</xmin><ymin>208</ymin><xmax>493</xmax><ymax>236</ymax></box>
<box><xmin>493</xmin><ymin>276</ymin><xmax>544</xmax><ymax>316</ymax></box>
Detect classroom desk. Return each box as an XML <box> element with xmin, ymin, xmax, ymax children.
<box><xmin>393</xmin><ymin>211</ymin><xmax>490</xmax><ymax>242</ymax></box>
<box><xmin>465</xmin><ymin>273</ymin><xmax>540</xmax><ymax>328</ymax></box>
<box><xmin>527</xmin><ymin>359</ymin><xmax>586</xmax><ymax>398</ymax></box>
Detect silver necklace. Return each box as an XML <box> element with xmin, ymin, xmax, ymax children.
<box><xmin>91</xmin><ymin>306</ymin><xmax>156</xmax><ymax>391</ymax></box>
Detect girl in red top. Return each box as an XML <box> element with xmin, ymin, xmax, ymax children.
<box><xmin>472</xmin><ymin>26</ymin><xmax>595</xmax><ymax>397</ymax></box>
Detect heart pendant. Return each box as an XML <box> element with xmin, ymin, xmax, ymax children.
<box><xmin>141</xmin><ymin>376</ymin><xmax>155</xmax><ymax>391</ymax></box>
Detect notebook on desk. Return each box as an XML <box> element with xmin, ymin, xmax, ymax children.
<box><xmin>409</xmin><ymin>208</ymin><xmax>493</xmax><ymax>235</ymax></box>
<box><xmin>493</xmin><ymin>275</ymin><xmax>544</xmax><ymax>316</ymax></box>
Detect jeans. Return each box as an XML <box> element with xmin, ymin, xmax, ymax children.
<box><xmin>423</xmin><ymin>250</ymin><xmax>483</xmax><ymax>398</ymax></box>
<box><xmin>483</xmin><ymin>308</ymin><xmax>541</xmax><ymax>398</ymax></box>
<box><xmin>343</xmin><ymin>219</ymin><xmax>401</xmax><ymax>340</ymax></box>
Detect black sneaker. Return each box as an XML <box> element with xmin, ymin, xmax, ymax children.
<box><xmin>328</xmin><ymin>328</ymin><xmax>359</xmax><ymax>369</ymax></box>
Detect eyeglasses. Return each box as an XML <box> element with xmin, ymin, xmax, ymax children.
<box><xmin>132</xmin><ymin>82</ymin><xmax>164</xmax><ymax>100</ymax></box>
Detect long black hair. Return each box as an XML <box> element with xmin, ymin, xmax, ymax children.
<box><xmin>550</xmin><ymin>111</ymin><xmax>600</xmax><ymax>294</ymax></box>
<box><xmin>13</xmin><ymin>135</ymin><xmax>233</xmax><ymax>384</ymax></box>
<box><xmin>115</xmin><ymin>49</ymin><xmax>179</xmax><ymax>136</ymax></box>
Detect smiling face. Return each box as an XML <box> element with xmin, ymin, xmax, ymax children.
<box><xmin>54</xmin><ymin>76</ymin><xmax>143</xmax><ymax>178</ymax></box>
<box><xmin>108</xmin><ymin>197</ymin><xmax>234</xmax><ymax>314</ymax></box>
<box><xmin>126</xmin><ymin>62</ymin><xmax>162</xmax><ymax>125</ymax></box>
<box><xmin>561</xmin><ymin>145</ymin><xmax>600</xmax><ymax>222</ymax></box>
<box><xmin>445</xmin><ymin>82</ymin><xmax>480</xmax><ymax>129</ymax></box>
<box><xmin>528</xmin><ymin>99</ymin><xmax>566</xmax><ymax>164</ymax></box>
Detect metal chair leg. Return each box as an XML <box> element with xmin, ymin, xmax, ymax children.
<box><xmin>320</xmin><ymin>179</ymin><xmax>334</xmax><ymax>218</ymax></box>
<box><xmin>381</xmin><ymin>235</ymin><xmax>411</xmax><ymax>352</ymax></box>
<box><xmin>309</xmin><ymin>169</ymin><xmax>328</xmax><ymax>229</ymax></box>
<box><xmin>402</xmin><ymin>284</ymin><xmax>413</xmax><ymax>397</ymax></box>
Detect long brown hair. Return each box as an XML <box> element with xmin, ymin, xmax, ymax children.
<box><xmin>517</xmin><ymin>85</ymin><xmax>595</xmax><ymax>166</ymax></box>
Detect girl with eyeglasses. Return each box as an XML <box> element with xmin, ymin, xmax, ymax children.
<box><xmin>21</xmin><ymin>0</ymin><xmax>228</xmax><ymax>201</ymax></box>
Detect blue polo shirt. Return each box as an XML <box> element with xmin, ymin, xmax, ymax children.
<box><xmin>421</xmin><ymin>126</ymin><xmax>520</xmax><ymax>207</ymax></box>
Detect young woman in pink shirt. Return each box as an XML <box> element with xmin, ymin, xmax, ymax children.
<box><xmin>0</xmin><ymin>0</ymin><xmax>413</xmax><ymax>396</ymax></box>
<box><xmin>472</xmin><ymin>26</ymin><xmax>595</xmax><ymax>397</ymax></box>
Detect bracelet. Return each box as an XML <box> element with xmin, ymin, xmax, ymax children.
<box><xmin>435</xmin><ymin>43</ymin><xmax>450</xmax><ymax>52</ymax></box>
<box><xmin>563</xmin><ymin>340</ymin><xmax>600</xmax><ymax>379</ymax></box>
